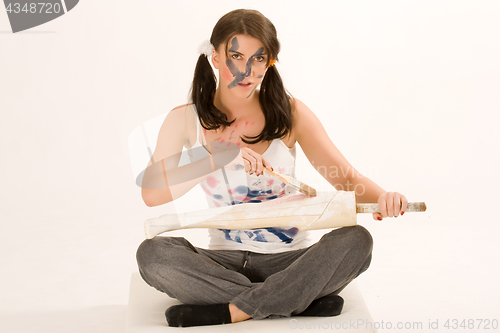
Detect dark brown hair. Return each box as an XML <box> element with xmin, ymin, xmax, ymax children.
<box><xmin>191</xmin><ymin>9</ymin><xmax>293</xmax><ymax>144</ymax></box>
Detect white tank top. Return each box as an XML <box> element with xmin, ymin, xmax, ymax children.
<box><xmin>186</xmin><ymin>105</ymin><xmax>311</xmax><ymax>253</ymax></box>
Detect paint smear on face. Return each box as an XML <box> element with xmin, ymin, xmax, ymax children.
<box><xmin>246</xmin><ymin>84</ymin><xmax>258</xmax><ymax>99</ymax></box>
<box><xmin>225</xmin><ymin>37</ymin><xmax>264</xmax><ymax>90</ymax></box>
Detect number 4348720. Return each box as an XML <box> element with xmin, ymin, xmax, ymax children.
<box><xmin>6</xmin><ymin>2</ymin><xmax>62</xmax><ymax>14</ymax></box>
<box><xmin>444</xmin><ymin>319</ymin><xmax>498</xmax><ymax>330</ymax></box>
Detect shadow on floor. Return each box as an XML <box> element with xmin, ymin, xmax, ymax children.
<box><xmin>0</xmin><ymin>305</ymin><xmax>128</xmax><ymax>333</ymax></box>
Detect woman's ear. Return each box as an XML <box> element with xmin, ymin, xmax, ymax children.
<box><xmin>211</xmin><ymin>49</ymin><xmax>220</xmax><ymax>70</ymax></box>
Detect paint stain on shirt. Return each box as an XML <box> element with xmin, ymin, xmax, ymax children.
<box><xmin>206</xmin><ymin>175</ymin><xmax>219</xmax><ymax>189</ymax></box>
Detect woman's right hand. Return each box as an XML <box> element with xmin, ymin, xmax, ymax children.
<box><xmin>240</xmin><ymin>147</ymin><xmax>273</xmax><ymax>176</ymax></box>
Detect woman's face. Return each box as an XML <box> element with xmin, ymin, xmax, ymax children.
<box><xmin>213</xmin><ymin>34</ymin><xmax>269</xmax><ymax>99</ymax></box>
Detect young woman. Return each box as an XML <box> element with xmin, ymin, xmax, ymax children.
<box><xmin>137</xmin><ymin>9</ymin><xmax>407</xmax><ymax>327</ymax></box>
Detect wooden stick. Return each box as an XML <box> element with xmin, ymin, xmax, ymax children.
<box><xmin>263</xmin><ymin>169</ymin><xmax>317</xmax><ymax>196</ymax></box>
<box><xmin>356</xmin><ymin>202</ymin><xmax>427</xmax><ymax>213</ymax></box>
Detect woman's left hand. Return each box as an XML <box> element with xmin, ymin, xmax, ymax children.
<box><xmin>373</xmin><ymin>191</ymin><xmax>408</xmax><ymax>221</ymax></box>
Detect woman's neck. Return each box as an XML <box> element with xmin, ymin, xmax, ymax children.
<box><xmin>213</xmin><ymin>88</ymin><xmax>260</xmax><ymax>121</ymax></box>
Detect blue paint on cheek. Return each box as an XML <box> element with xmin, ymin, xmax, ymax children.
<box><xmin>226</xmin><ymin>59</ymin><xmax>246</xmax><ymax>89</ymax></box>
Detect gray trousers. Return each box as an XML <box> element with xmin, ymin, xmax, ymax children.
<box><xmin>136</xmin><ymin>225</ymin><xmax>373</xmax><ymax>320</ymax></box>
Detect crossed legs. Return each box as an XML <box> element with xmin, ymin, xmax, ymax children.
<box><xmin>136</xmin><ymin>225</ymin><xmax>373</xmax><ymax>326</ymax></box>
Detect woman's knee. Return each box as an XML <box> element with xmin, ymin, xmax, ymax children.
<box><xmin>349</xmin><ymin>225</ymin><xmax>373</xmax><ymax>252</ymax></box>
<box><xmin>323</xmin><ymin>225</ymin><xmax>373</xmax><ymax>255</ymax></box>
<box><xmin>136</xmin><ymin>238</ymin><xmax>158</xmax><ymax>268</ymax></box>
<box><xmin>136</xmin><ymin>236</ymin><xmax>188</xmax><ymax>269</ymax></box>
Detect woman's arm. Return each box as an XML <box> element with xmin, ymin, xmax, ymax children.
<box><xmin>293</xmin><ymin>99</ymin><xmax>407</xmax><ymax>219</ymax></box>
<box><xmin>141</xmin><ymin>105</ymin><xmax>212</xmax><ymax>207</ymax></box>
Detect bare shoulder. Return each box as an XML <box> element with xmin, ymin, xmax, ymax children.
<box><xmin>156</xmin><ymin>104</ymin><xmax>197</xmax><ymax>152</ymax></box>
<box><xmin>171</xmin><ymin>103</ymin><xmax>191</xmax><ymax>112</ymax></box>
<box><xmin>162</xmin><ymin>103</ymin><xmax>196</xmax><ymax>126</ymax></box>
<box><xmin>289</xmin><ymin>97</ymin><xmax>320</xmax><ymax>142</ymax></box>
<box><xmin>291</xmin><ymin>97</ymin><xmax>315</xmax><ymax>121</ymax></box>
<box><xmin>168</xmin><ymin>103</ymin><xmax>193</xmax><ymax>118</ymax></box>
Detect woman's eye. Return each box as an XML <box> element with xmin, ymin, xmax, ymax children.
<box><xmin>254</xmin><ymin>56</ymin><xmax>265</xmax><ymax>62</ymax></box>
<box><xmin>231</xmin><ymin>54</ymin><xmax>242</xmax><ymax>60</ymax></box>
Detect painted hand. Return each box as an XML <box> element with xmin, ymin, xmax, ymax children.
<box><xmin>373</xmin><ymin>191</ymin><xmax>408</xmax><ymax>221</ymax></box>
<box><xmin>240</xmin><ymin>147</ymin><xmax>273</xmax><ymax>176</ymax></box>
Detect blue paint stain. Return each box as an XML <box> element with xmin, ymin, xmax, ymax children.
<box><xmin>221</xmin><ymin>229</ymin><xmax>232</xmax><ymax>241</ymax></box>
<box><xmin>243</xmin><ymin>230</ymin><xmax>268</xmax><ymax>242</ymax></box>
<box><xmin>234</xmin><ymin>231</ymin><xmax>242</xmax><ymax>243</ymax></box>
<box><xmin>264</xmin><ymin>227</ymin><xmax>294</xmax><ymax>244</ymax></box>
<box><xmin>247</xmin><ymin>190</ymin><xmax>261</xmax><ymax>198</ymax></box>
<box><xmin>253</xmin><ymin>230</ymin><xmax>267</xmax><ymax>242</ymax></box>
<box><xmin>234</xmin><ymin>185</ymin><xmax>249</xmax><ymax>194</ymax></box>
<box><xmin>213</xmin><ymin>194</ymin><xmax>223</xmax><ymax>199</ymax></box>
<box><xmin>282</xmin><ymin>227</ymin><xmax>299</xmax><ymax>237</ymax></box>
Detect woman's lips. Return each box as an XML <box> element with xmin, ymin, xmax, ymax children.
<box><xmin>237</xmin><ymin>82</ymin><xmax>253</xmax><ymax>89</ymax></box>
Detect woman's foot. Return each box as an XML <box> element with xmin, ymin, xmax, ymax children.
<box><xmin>296</xmin><ymin>294</ymin><xmax>344</xmax><ymax>317</ymax></box>
<box><xmin>229</xmin><ymin>303</ymin><xmax>251</xmax><ymax>323</ymax></box>
<box><xmin>165</xmin><ymin>303</ymin><xmax>250</xmax><ymax>327</ymax></box>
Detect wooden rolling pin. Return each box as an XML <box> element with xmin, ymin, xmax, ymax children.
<box><xmin>356</xmin><ymin>202</ymin><xmax>426</xmax><ymax>213</ymax></box>
<box><xmin>144</xmin><ymin>191</ymin><xmax>426</xmax><ymax>239</ymax></box>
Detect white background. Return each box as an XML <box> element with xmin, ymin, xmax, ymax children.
<box><xmin>1</xmin><ymin>0</ymin><xmax>499</xmax><ymax>332</ymax></box>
